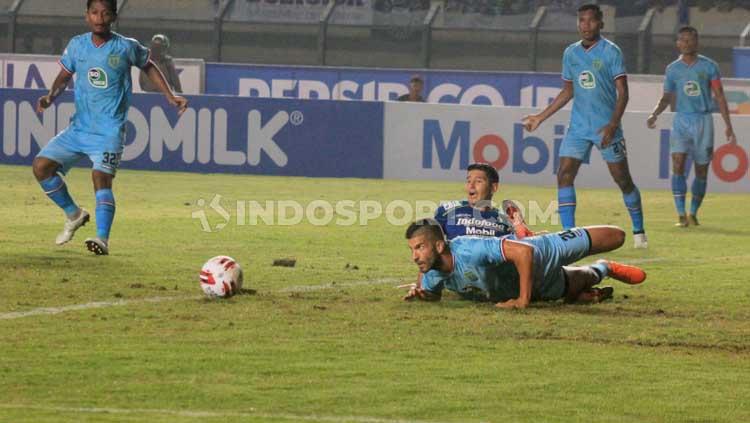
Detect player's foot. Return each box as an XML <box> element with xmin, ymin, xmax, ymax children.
<box><xmin>688</xmin><ymin>214</ymin><xmax>700</xmax><ymax>226</ymax></box>
<box><xmin>597</xmin><ymin>259</ymin><xmax>646</xmax><ymax>285</ymax></box>
<box><xmin>85</xmin><ymin>237</ymin><xmax>109</xmax><ymax>256</ymax></box>
<box><xmin>633</xmin><ymin>232</ymin><xmax>648</xmax><ymax>249</ymax></box>
<box><xmin>575</xmin><ymin>286</ymin><xmax>614</xmax><ymax>303</ymax></box>
<box><xmin>55</xmin><ymin>209</ymin><xmax>90</xmax><ymax>245</ymax></box>
<box><xmin>502</xmin><ymin>199</ymin><xmax>533</xmax><ymax>238</ymax></box>
<box><xmin>675</xmin><ymin>215</ymin><xmax>688</xmax><ymax>228</ymax></box>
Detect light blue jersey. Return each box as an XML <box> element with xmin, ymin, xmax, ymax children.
<box><xmin>421</xmin><ymin>228</ymin><xmax>592</xmax><ymax>302</ymax></box>
<box><xmin>39</xmin><ymin>32</ymin><xmax>150</xmax><ymax>175</ymax></box>
<box><xmin>664</xmin><ymin>55</ymin><xmax>720</xmax><ymax>164</ymax></box>
<box><xmin>664</xmin><ymin>55</ymin><xmax>720</xmax><ymax>115</ymax></box>
<box><xmin>59</xmin><ymin>32</ymin><xmax>150</xmax><ymax>135</ymax></box>
<box><xmin>562</xmin><ymin>37</ymin><xmax>626</xmax><ymax>141</ymax></box>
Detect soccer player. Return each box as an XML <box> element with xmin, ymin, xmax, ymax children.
<box><xmin>32</xmin><ymin>0</ymin><xmax>188</xmax><ymax>255</ymax></box>
<box><xmin>404</xmin><ymin>219</ymin><xmax>646</xmax><ymax>308</ymax></box>
<box><xmin>434</xmin><ymin>163</ymin><xmax>533</xmax><ymax>240</ymax></box>
<box><xmin>646</xmin><ymin>26</ymin><xmax>736</xmax><ymax>227</ymax></box>
<box><xmin>522</xmin><ymin>3</ymin><xmax>647</xmax><ymax>249</ymax></box>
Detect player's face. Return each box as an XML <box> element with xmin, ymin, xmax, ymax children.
<box><xmin>676</xmin><ymin>32</ymin><xmax>698</xmax><ymax>55</ymax></box>
<box><xmin>85</xmin><ymin>1</ymin><xmax>116</xmax><ymax>37</ymax></box>
<box><xmin>577</xmin><ymin>9</ymin><xmax>602</xmax><ymax>42</ymax></box>
<box><xmin>408</xmin><ymin>234</ymin><xmax>439</xmax><ymax>273</ymax></box>
<box><xmin>465</xmin><ymin>170</ymin><xmax>496</xmax><ymax>207</ymax></box>
<box><xmin>409</xmin><ymin>81</ymin><xmax>423</xmax><ymax>96</ymax></box>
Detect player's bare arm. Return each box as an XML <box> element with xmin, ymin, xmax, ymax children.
<box><xmin>647</xmin><ymin>91</ymin><xmax>674</xmax><ymax>128</ymax></box>
<box><xmin>599</xmin><ymin>76</ymin><xmax>628</xmax><ymax>147</ymax></box>
<box><xmin>711</xmin><ymin>81</ymin><xmax>737</xmax><ymax>144</ymax></box>
<box><xmin>495</xmin><ymin>239</ymin><xmax>533</xmax><ymax>309</ymax></box>
<box><xmin>403</xmin><ymin>285</ymin><xmax>441</xmax><ymax>302</ymax></box>
<box><xmin>522</xmin><ymin>80</ymin><xmax>574</xmax><ymax>132</ymax></box>
<box><xmin>36</xmin><ymin>69</ymin><xmax>72</xmax><ymax>113</ymax></box>
<box><xmin>142</xmin><ymin>61</ymin><xmax>188</xmax><ymax>115</ymax></box>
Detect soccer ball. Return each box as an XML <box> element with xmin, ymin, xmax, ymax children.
<box><xmin>199</xmin><ymin>256</ymin><xmax>243</xmax><ymax>298</ymax></box>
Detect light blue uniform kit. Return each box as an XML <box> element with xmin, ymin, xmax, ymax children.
<box><xmin>421</xmin><ymin>228</ymin><xmax>592</xmax><ymax>302</ymax></box>
<box><xmin>561</xmin><ymin>37</ymin><xmax>627</xmax><ymax>163</ymax></box>
<box><xmin>664</xmin><ymin>55</ymin><xmax>721</xmax><ymax>164</ymax></box>
<box><xmin>38</xmin><ymin>32</ymin><xmax>150</xmax><ymax>175</ymax></box>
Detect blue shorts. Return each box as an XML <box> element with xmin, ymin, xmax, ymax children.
<box><xmin>522</xmin><ymin>227</ymin><xmax>592</xmax><ymax>301</ymax></box>
<box><xmin>671</xmin><ymin>113</ymin><xmax>714</xmax><ymax>165</ymax></box>
<box><xmin>36</xmin><ymin>127</ymin><xmax>125</xmax><ymax>175</ymax></box>
<box><xmin>559</xmin><ymin>132</ymin><xmax>627</xmax><ymax>164</ymax></box>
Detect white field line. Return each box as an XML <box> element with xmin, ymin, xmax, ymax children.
<box><xmin>0</xmin><ymin>404</ymin><xmax>463</xmax><ymax>423</ymax></box>
<box><xmin>0</xmin><ymin>278</ymin><xmax>404</xmax><ymax>321</ymax></box>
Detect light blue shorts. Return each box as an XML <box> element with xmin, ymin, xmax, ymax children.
<box><xmin>671</xmin><ymin>113</ymin><xmax>714</xmax><ymax>165</ymax></box>
<box><xmin>36</xmin><ymin>127</ymin><xmax>125</xmax><ymax>175</ymax></box>
<box><xmin>559</xmin><ymin>132</ymin><xmax>627</xmax><ymax>164</ymax></box>
<box><xmin>523</xmin><ymin>227</ymin><xmax>592</xmax><ymax>301</ymax></box>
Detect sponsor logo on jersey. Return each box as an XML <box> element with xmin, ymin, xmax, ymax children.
<box><xmin>684</xmin><ymin>80</ymin><xmax>701</xmax><ymax>97</ymax></box>
<box><xmin>579</xmin><ymin>71</ymin><xmax>596</xmax><ymax>89</ymax></box>
<box><xmin>88</xmin><ymin>67</ymin><xmax>108</xmax><ymax>89</ymax></box>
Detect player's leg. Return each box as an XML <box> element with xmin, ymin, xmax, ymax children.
<box><xmin>671</xmin><ymin>152</ymin><xmax>689</xmax><ymax>226</ymax></box>
<box><xmin>688</xmin><ymin>115</ymin><xmax>714</xmax><ymax>225</ymax></box>
<box><xmin>83</xmin><ymin>135</ymin><xmax>123</xmax><ymax>256</ymax></box>
<box><xmin>557</xmin><ymin>157</ymin><xmax>583</xmax><ymax>230</ymax></box>
<box><xmin>557</xmin><ymin>133</ymin><xmax>591</xmax><ymax>230</ymax></box>
<box><xmin>501</xmin><ymin>199</ymin><xmax>533</xmax><ymax>238</ymax></box>
<box><xmin>33</xmin><ymin>130</ymin><xmax>90</xmax><ymax>245</ymax></box>
<box><xmin>563</xmin><ymin>259</ymin><xmax>645</xmax><ymax>303</ymax></box>
<box><xmin>604</xmin><ymin>148</ymin><xmax>646</xmax><ymax>248</ymax></box>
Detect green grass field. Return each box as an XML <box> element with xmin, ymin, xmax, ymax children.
<box><xmin>1</xmin><ymin>164</ymin><xmax>748</xmax><ymax>423</ymax></box>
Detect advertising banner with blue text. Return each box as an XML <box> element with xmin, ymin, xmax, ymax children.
<box><xmin>0</xmin><ymin>89</ymin><xmax>383</xmax><ymax>178</ymax></box>
<box><xmin>383</xmin><ymin>102</ymin><xmax>750</xmax><ymax>193</ymax></box>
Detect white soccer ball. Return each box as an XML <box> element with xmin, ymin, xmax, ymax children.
<box><xmin>199</xmin><ymin>256</ymin><xmax>243</xmax><ymax>298</ymax></box>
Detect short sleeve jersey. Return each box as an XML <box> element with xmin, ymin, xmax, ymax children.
<box><xmin>562</xmin><ymin>37</ymin><xmax>626</xmax><ymax>140</ymax></box>
<box><xmin>60</xmin><ymin>32</ymin><xmax>150</xmax><ymax>136</ymax></box>
<box><xmin>663</xmin><ymin>55</ymin><xmax>721</xmax><ymax>114</ymax></box>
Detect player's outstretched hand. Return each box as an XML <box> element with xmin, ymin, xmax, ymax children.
<box><xmin>646</xmin><ymin>114</ymin><xmax>657</xmax><ymax>129</ymax></box>
<box><xmin>36</xmin><ymin>95</ymin><xmax>53</xmax><ymax>113</ymax></box>
<box><xmin>598</xmin><ymin>122</ymin><xmax>618</xmax><ymax>147</ymax></box>
<box><xmin>726</xmin><ymin>128</ymin><xmax>737</xmax><ymax>144</ymax></box>
<box><xmin>522</xmin><ymin>114</ymin><xmax>542</xmax><ymax>132</ymax></box>
<box><xmin>495</xmin><ymin>298</ymin><xmax>529</xmax><ymax>309</ymax></box>
<box><xmin>169</xmin><ymin>95</ymin><xmax>189</xmax><ymax>116</ymax></box>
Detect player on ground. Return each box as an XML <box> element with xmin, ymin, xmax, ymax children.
<box><xmin>646</xmin><ymin>26</ymin><xmax>736</xmax><ymax>227</ymax></box>
<box><xmin>522</xmin><ymin>4</ymin><xmax>647</xmax><ymax>249</ymax></box>
<box><xmin>404</xmin><ymin>219</ymin><xmax>646</xmax><ymax>309</ymax></box>
<box><xmin>32</xmin><ymin>0</ymin><xmax>187</xmax><ymax>255</ymax></box>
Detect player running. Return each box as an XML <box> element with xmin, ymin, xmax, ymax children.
<box><xmin>522</xmin><ymin>3</ymin><xmax>647</xmax><ymax>249</ymax></box>
<box><xmin>32</xmin><ymin>0</ymin><xmax>187</xmax><ymax>255</ymax></box>
<box><xmin>646</xmin><ymin>26</ymin><xmax>736</xmax><ymax>227</ymax></box>
<box><xmin>404</xmin><ymin>219</ymin><xmax>646</xmax><ymax>308</ymax></box>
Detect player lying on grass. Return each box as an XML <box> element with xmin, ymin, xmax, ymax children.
<box><xmin>403</xmin><ymin>219</ymin><xmax>646</xmax><ymax>308</ymax></box>
<box><xmin>32</xmin><ymin>0</ymin><xmax>187</xmax><ymax>256</ymax></box>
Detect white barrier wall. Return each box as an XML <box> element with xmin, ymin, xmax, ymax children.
<box><xmin>383</xmin><ymin>102</ymin><xmax>750</xmax><ymax>193</ymax></box>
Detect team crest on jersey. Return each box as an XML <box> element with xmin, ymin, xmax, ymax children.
<box><xmin>592</xmin><ymin>58</ymin><xmax>603</xmax><ymax>70</ymax></box>
<box><xmin>578</xmin><ymin>71</ymin><xmax>596</xmax><ymax>89</ymax></box>
<box><xmin>108</xmin><ymin>54</ymin><xmax>121</xmax><ymax>68</ymax></box>
<box><xmin>684</xmin><ymin>80</ymin><xmax>701</xmax><ymax>97</ymax></box>
<box><xmin>88</xmin><ymin>67</ymin><xmax>108</xmax><ymax>89</ymax></box>
<box><xmin>697</xmin><ymin>71</ymin><xmax>708</xmax><ymax>81</ymax></box>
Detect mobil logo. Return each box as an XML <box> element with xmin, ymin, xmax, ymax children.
<box><xmin>421</xmin><ymin>119</ymin><xmax>569</xmax><ymax>174</ymax></box>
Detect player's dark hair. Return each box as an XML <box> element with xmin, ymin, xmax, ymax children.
<box><xmin>87</xmin><ymin>0</ymin><xmax>117</xmax><ymax>14</ymax></box>
<box><xmin>577</xmin><ymin>3</ymin><xmax>603</xmax><ymax>21</ymax></box>
<box><xmin>678</xmin><ymin>26</ymin><xmax>699</xmax><ymax>39</ymax></box>
<box><xmin>467</xmin><ymin>163</ymin><xmax>499</xmax><ymax>185</ymax></box>
<box><xmin>405</xmin><ymin>218</ymin><xmax>445</xmax><ymax>241</ymax></box>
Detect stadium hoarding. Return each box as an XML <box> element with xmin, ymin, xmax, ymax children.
<box><xmin>0</xmin><ymin>88</ymin><xmax>383</xmax><ymax>178</ymax></box>
<box><xmin>0</xmin><ymin>53</ymin><xmax>206</xmax><ymax>94</ymax></box>
<box><xmin>205</xmin><ymin>63</ymin><xmax>750</xmax><ymax>115</ymax></box>
<box><xmin>383</xmin><ymin>102</ymin><xmax>750</xmax><ymax>193</ymax></box>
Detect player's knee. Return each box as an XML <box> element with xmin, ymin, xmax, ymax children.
<box><xmin>614</xmin><ymin>177</ymin><xmax>634</xmax><ymax>193</ymax></box>
<box><xmin>32</xmin><ymin>158</ymin><xmax>54</xmax><ymax>181</ymax></box>
<box><xmin>695</xmin><ymin>165</ymin><xmax>709</xmax><ymax>179</ymax></box>
<box><xmin>612</xmin><ymin>227</ymin><xmax>625</xmax><ymax>248</ymax></box>
<box><xmin>557</xmin><ymin>169</ymin><xmax>576</xmax><ymax>186</ymax></box>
